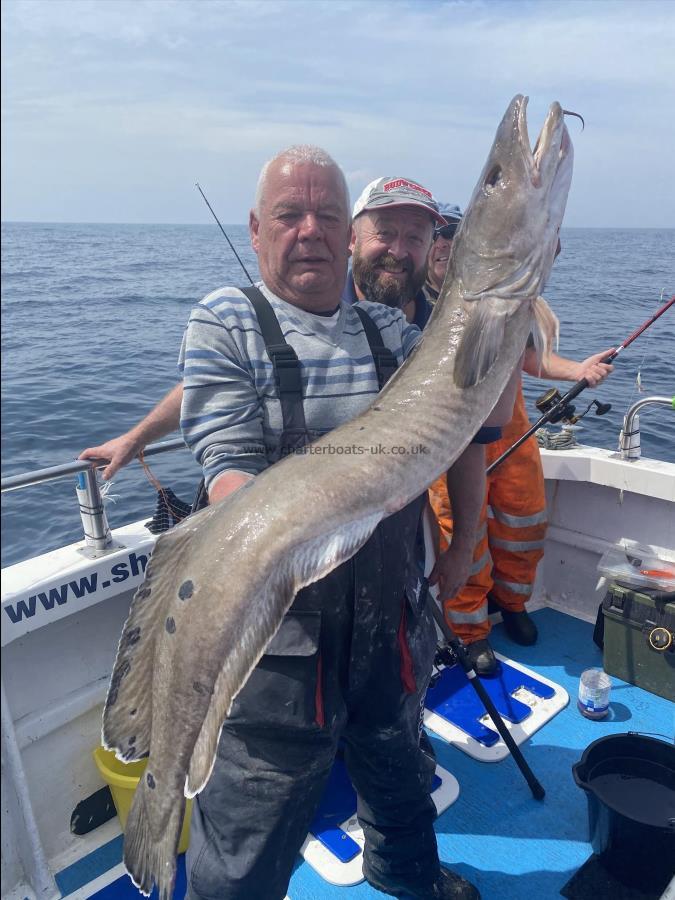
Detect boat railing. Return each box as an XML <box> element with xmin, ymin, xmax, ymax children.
<box><xmin>619</xmin><ymin>395</ymin><xmax>674</xmax><ymax>461</ymax></box>
<box><xmin>2</xmin><ymin>394</ymin><xmax>673</xmax><ymax>559</ymax></box>
<box><xmin>1</xmin><ymin>437</ymin><xmax>186</xmax><ymax>557</ymax></box>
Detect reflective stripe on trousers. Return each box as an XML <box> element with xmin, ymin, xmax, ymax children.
<box><xmin>427</xmin><ymin>384</ymin><xmax>547</xmax><ymax>642</ymax></box>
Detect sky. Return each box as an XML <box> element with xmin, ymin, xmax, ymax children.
<box><xmin>2</xmin><ymin>0</ymin><xmax>674</xmax><ymax>227</ymax></box>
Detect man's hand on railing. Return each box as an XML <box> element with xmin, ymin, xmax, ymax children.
<box><xmin>79</xmin><ymin>432</ymin><xmax>143</xmax><ymax>481</ymax></box>
<box><xmin>78</xmin><ymin>384</ymin><xmax>184</xmax><ymax>481</ymax></box>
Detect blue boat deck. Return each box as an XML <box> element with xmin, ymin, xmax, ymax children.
<box><xmin>56</xmin><ymin>608</ymin><xmax>673</xmax><ymax>900</ymax></box>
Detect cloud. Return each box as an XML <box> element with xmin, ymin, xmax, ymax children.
<box><xmin>2</xmin><ymin>0</ymin><xmax>674</xmax><ymax>225</ymax></box>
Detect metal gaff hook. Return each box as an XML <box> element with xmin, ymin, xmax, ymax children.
<box><xmin>562</xmin><ymin>109</ymin><xmax>585</xmax><ymax>131</ymax></box>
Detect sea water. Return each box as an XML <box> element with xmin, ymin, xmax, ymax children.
<box><xmin>2</xmin><ymin>223</ymin><xmax>674</xmax><ymax>567</ymax></box>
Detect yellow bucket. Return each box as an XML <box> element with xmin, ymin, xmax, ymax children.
<box><xmin>93</xmin><ymin>747</ymin><xmax>191</xmax><ymax>854</ymax></box>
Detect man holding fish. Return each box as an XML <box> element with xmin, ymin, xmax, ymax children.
<box><xmin>174</xmin><ymin>150</ymin><xmax>511</xmax><ymax>900</ymax></box>
<box><xmin>88</xmin><ymin>157</ymin><xmax>502</xmax><ymax>899</ymax></box>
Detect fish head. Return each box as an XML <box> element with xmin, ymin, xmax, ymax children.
<box><xmin>446</xmin><ymin>95</ymin><xmax>572</xmax><ymax>387</ymax></box>
<box><xmin>451</xmin><ymin>94</ymin><xmax>573</xmax><ymax>303</ymax></box>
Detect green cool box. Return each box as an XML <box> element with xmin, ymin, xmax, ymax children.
<box><xmin>602</xmin><ymin>582</ymin><xmax>675</xmax><ymax>702</ymax></box>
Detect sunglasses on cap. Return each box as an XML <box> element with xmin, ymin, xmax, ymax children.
<box><xmin>433</xmin><ymin>223</ymin><xmax>458</xmax><ymax>241</ymax></box>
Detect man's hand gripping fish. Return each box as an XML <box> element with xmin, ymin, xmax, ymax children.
<box><xmin>102</xmin><ymin>94</ymin><xmax>573</xmax><ymax>899</ymax></box>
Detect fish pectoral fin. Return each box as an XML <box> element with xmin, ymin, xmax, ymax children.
<box><xmin>454</xmin><ymin>297</ymin><xmax>510</xmax><ymax>387</ymax></box>
<box><xmin>102</xmin><ymin>504</ymin><xmax>221</xmax><ymax>760</ymax></box>
<box><xmin>185</xmin><ymin>511</ymin><xmax>383</xmax><ymax>796</ymax></box>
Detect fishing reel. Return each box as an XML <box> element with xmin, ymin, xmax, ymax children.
<box><xmin>535</xmin><ymin>388</ymin><xmax>612</xmax><ymax>425</ymax></box>
<box><xmin>429</xmin><ymin>642</ymin><xmax>463</xmax><ymax>686</ymax></box>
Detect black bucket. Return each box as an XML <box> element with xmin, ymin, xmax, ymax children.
<box><xmin>572</xmin><ymin>733</ymin><xmax>675</xmax><ymax>892</ymax></box>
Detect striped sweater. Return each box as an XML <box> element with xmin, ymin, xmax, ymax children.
<box><xmin>178</xmin><ymin>282</ymin><xmax>421</xmax><ymax>489</ymax></box>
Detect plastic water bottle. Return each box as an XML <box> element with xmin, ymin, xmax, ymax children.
<box><xmin>578</xmin><ymin>668</ymin><xmax>612</xmax><ymax>719</ymax></box>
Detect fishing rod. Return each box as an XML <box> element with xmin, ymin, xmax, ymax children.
<box><xmin>190</xmin><ymin>184</ymin><xmax>257</xmax><ymax>515</ymax></box>
<box><xmin>487</xmin><ymin>295</ymin><xmax>675</xmax><ymax>475</ymax></box>
<box><xmin>195</xmin><ymin>182</ymin><xmax>255</xmax><ymax>285</ymax></box>
<box><xmin>422</xmin><ymin>513</ymin><xmax>545</xmax><ymax>799</ymax></box>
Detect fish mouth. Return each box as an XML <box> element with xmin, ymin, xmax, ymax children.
<box><xmin>516</xmin><ymin>96</ymin><xmax>570</xmax><ymax>188</ymax></box>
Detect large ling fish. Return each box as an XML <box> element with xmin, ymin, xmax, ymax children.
<box><xmin>103</xmin><ymin>94</ymin><xmax>572</xmax><ymax>898</ymax></box>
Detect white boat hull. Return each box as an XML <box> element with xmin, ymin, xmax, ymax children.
<box><xmin>1</xmin><ymin>445</ymin><xmax>673</xmax><ymax>899</ymax></box>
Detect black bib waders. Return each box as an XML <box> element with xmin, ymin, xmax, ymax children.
<box><xmin>187</xmin><ymin>292</ymin><xmax>440</xmax><ymax>900</ymax></box>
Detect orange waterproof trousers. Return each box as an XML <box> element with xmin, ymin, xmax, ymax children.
<box><xmin>428</xmin><ymin>383</ymin><xmax>547</xmax><ymax>643</ymax></box>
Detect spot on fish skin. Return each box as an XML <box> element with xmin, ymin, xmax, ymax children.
<box><xmin>179</xmin><ymin>580</ymin><xmax>194</xmax><ymax>601</ymax></box>
<box><xmin>129</xmin><ymin>708</ymin><xmax>137</xmax><ymax>716</ymax></box>
<box><xmin>146</xmin><ymin>773</ymin><xmax>156</xmax><ymax>789</ymax></box>
<box><xmin>136</xmin><ymin>587</ymin><xmax>151</xmax><ymax>601</ymax></box>
<box><xmin>109</xmin><ymin>660</ymin><xmax>131</xmax><ymax>694</ymax></box>
<box><xmin>121</xmin><ymin>626</ymin><xmax>141</xmax><ymax>649</ymax></box>
<box><xmin>124</xmin><ymin>747</ymin><xmax>136</xmax><ymax>761</ymax></box>
<box><xmin>106</xmin><ymin>690</ymin><xmax>118</xmax><ymax>708</ymax></box>
<box><xmin>128</xmin><ymin>735</ymin><xmax>136</xmax><ymax>745</ymax></box>
<box><xmin>165</xmin><ymin>617</ymin><xmax>176</xmax><ymax>634</ymax></box>
<box><xmin>193</xmin><ymin>681</ymin><xmax>211</xmax><ymax>696</ymax></box>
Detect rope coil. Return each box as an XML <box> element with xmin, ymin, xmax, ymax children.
<box><xmin>535</xmin><ymin>426</ymin><xmax>578</xmax><ymax>451</ymax></box>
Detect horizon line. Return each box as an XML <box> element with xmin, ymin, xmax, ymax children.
<box><xmin>2</xmin><ymin>220</ymin><xmax>674</xmax><ymax>230</ymax></box>
<box><xmin>0</xmin><ymin>219</ymin><xmax>245</xmax><ymax>227</ymax></box>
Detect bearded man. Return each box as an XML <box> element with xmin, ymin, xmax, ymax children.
<box><xmin>344</xmin><ymin>177</ymin><xmax>436</xmax><ymax>330</ymax></box>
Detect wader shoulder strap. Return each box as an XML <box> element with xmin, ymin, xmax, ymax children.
<box><xmin>191</xmin><ymin>285</ymin><xmax>308</xmax><ymax>513</ymax></box>
<box><xmin>353</xmin><ymin>304</ymin><xmax>398</xmax><ymax>389</ymax></box>
<box><xmin>240</xmin><ymin>285</ymin><xmax>308</xmax><ymax>455</ymax></box>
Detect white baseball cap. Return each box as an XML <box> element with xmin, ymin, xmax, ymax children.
<box><xmin>352</xmin><ymin>176</ymin><xmax>445</xmax><ymax>225</ymax></box>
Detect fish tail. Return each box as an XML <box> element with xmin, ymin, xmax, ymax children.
<box><xmin>123</xmin><ymin>780</ymin><xmax>184</xmax><ymax>900</ymax></box>
<box><xmin>531</xmin><ymin>295</ymin><xmax>559</xmax><ymax>374</ymax></box>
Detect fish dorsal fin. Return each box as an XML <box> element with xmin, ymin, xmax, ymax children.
<box><xmin>453</xmin><ymin>297</ymin><xmax>510</xmax><ymax>388</ymax></box>
<box><xmin>185</xmin><ymin>510</ymin><xmax>382</xmax><ymax>796</ymax></box>
<box><xmin>101</xmin><ymin>502</ymin><xmax>223</xmax><ymax>760</ymax></box>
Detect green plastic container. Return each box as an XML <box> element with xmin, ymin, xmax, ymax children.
<box><xmin>602</xmin><ymin>583</ymin><xmax>675</xmax><ymax>702</ymax></box>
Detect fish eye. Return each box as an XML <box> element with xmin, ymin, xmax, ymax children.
<box><xmin>484</xmin><ymin>166</ymin><xmax>502</xmax><ymax>191</ymax></box>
